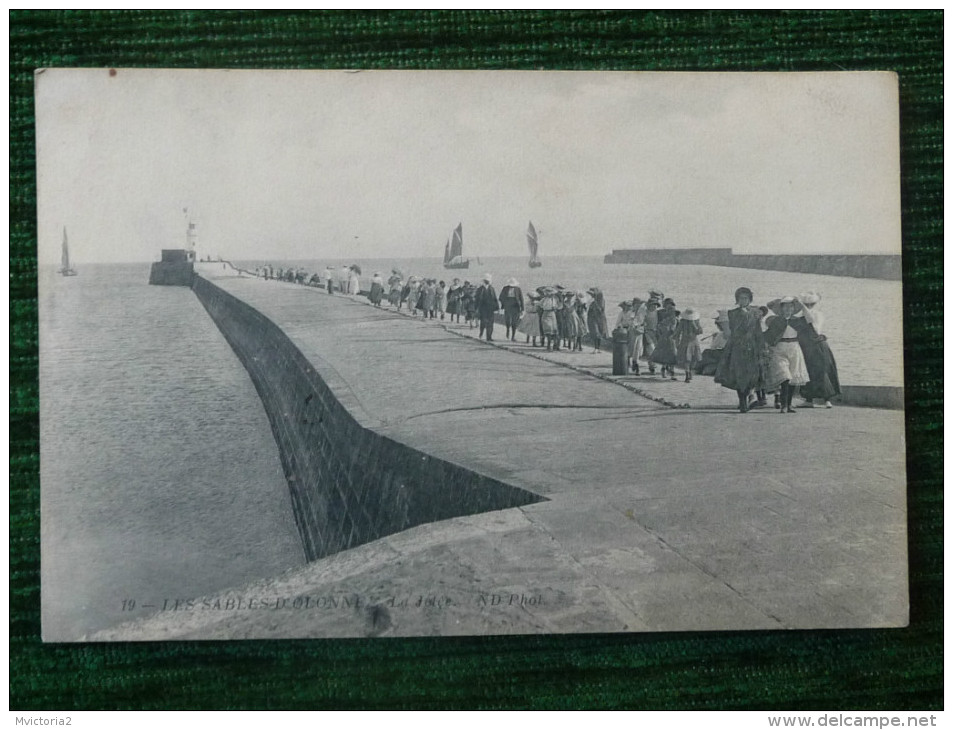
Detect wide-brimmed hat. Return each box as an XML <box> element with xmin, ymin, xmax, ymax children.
<box><xmin>767</xmin><ymin>296</ymin><xmax>800</xmax><ymax>314</ymax></box>
<box><xmin>682</xmin><ymin>307</ymin><xmax>700</xmax><ymax>321</ymax></box>
<box><xmin>648</xmin><ymin>288</ymin><xmax>664</xmax><ymax>300</ymax></box>
<box><xmin>507</xmin><ymin>277</ymin><xmax>519</xmax><ymax>287</ymax></box>
<box><xmin>483</xmin><ymin>273</ymin><xmax>492</xmax><ymax>283</ymax></box>
<box><xmin>618</xmin><ymin>300</ymin><xmax>631</xmax><ymax>308</ymax></box>
<box><xmin>800</xmin><ymin>291</ymin><xmax>821</xmax><ymax>305</ymax></box>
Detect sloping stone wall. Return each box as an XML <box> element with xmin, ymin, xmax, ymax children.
<box><xmin>192</xmin><ymin>275</ymin><xmax>544</xmax><ymax>561</ymax></box>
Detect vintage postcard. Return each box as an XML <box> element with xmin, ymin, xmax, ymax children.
<box><xmin>37</xmin><ymin>69</ymin><xmax>907</xmax><ymax>640</ymax></box>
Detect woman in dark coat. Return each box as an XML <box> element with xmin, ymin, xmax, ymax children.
<box><xmin>446</xmin><ymin>278</ymin><xmax>464</xmax><ymax>323</ymax></box>
<box><xmin>462</xmin><ymin>282</ymin><xmax>478</xmax><ymax>329</ymax></box>
<box><xmin>368</xmin><ymin>272</ymin><xmax>385</xmax><ymax>307</ymax></box>
<box><xmin>796</xmin><ymin>292</ymin><xmax>841</xmax><ymax>407</ymax></box>
<box><xmin>714</xmin><ymin>286</ymin><xmax>767</xmax><ymax>413</ymax></box>
<box><xmin>586</xmin><ymin>287</ymin><xmax>608</xmax><ymax>352</ymax></box>
<box><xmin>650</xmin><ymin>297</ymin><xmax>679</xmax><ymax>379</ymax></box>
<box><xmin>499</xmin><ymin>278</ymin><xmax>524</xmax><ymax>341</ymax></box>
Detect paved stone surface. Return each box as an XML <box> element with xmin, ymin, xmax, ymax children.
<box><xmin>96</xmin><ymin>268</ymin><xmax>908</xmax><ymax>638</ymax></box>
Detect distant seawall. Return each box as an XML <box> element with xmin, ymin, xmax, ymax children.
<box><xmin>603</xmin><ymin>248</ymin><xmax>902</xmax><ymax>281</ymax></box>
<box><xmin>191</xmin><ymin>275</ymin><xmax>544</xmax><ymax>562</ymax></box>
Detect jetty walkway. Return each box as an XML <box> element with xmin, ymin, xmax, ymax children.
<box><xmin>98</xmin><ymin>266</ymin><xmax>908</xmax><ymax>639</ymax></box>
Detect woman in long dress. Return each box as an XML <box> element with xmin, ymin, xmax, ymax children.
<box><xmin>586</xmin><ymin>287</ymin><xmax>608</xmax><ymax>353</ymax></box>
<box><xmin>650</xmin><ymin>298</ymin><xmax>679</xmax><ymax>379</ymax></box>
<box><xmin>796</xmin><ymin>292</ymin><xmax>841</xmax><ymax>408</ymax></box>
<box><xmin>446</xmin><ymin>278</ymin><xmax>463</xmax><ymax>322</ymax></box>
<box><xmin>714</xmin><ymin>286</ymin><xmax>767</xmax><ymax>413</ymax></box>
<box><xmin>641</xmin><ymin>298</ymin><xmax>660</xmax><ymax>374</ymax></box>
<box><xmin>560</xmin><ymin>291</ymin><xmax>578</xmax><ymax>351</ymax></box>
<box><xmin>675</xmin><ymin>307</ymin><xmax>703</xmax><ymax>382</ymax></box>
<box><xmin>517</xmin><ymin>292</ymin><xmax>542</xmax><ymax>346</ymax></box>
<box><xmin>435</xmin><ymin>281</ymin><xmax>448</xmax><ymax>320</ymax></box>
<box><xmin>463</xmin><ymin>282</ymin><xmax>478</xmax><ymax>328</ymax></box>
<box><xmin>763</xmin><ymin>296</ymin><xmax>811</xmax><ymax>413</ymax></box>
<box><xmin>420</xmin><ymin>279</ymin><xmax>437</xmax><ymax>319</ymax></box>
<box><xmin>573</xmin><ymin>292</ymin><xmax>590</xmax><ymax>352</ymax></box>
<box><xmin>368</xmin><ymin>272</ymin><xmax>385</xmax><ymax>306</ymax></box>
<box><xmin>537</xmin><ymin>287</ymin><xmax>560</xmax><ymax>351</ymax></box>
<box><xmin>387</xmin><ymin>272</ymin><xmax>403</xmax><ymax>307</ymax></box>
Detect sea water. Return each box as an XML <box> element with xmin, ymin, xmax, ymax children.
<box><xmin>39</xmin><ymin>264</ymin><xmax>304</xmax><ymax>640</ymax></box>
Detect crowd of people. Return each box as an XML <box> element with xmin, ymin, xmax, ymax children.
<box><xmin>252</xmin><ymin>265</ymin><xmax>840</xmax><ymax>413</ymax></box>
<box><xmin>710</xmin><ymin>286</ymin><xmax>841</xmax><ymax>413</ymax></box>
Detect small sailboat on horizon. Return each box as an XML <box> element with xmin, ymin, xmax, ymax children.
<box><xmin>59</xmin><ymin>227</ymin><xmax>77</xmax><ymax>276</ymax></box>
<box><xmin>443</xmin><ymin>222</ymin><xmax>470</xmax><ymax>270</ymax></box>
<box><xmin>527</xmin><ymin>221</ymin><xmax>542</xmax><ymax>268</ymax></box>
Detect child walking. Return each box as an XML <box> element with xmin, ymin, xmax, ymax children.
<box><xmin>675</xmin><ymin>307</ymin><xmax>703</xmax><ymax>382</ymax></box>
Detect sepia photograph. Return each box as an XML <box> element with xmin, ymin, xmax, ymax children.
<box><xmin>37</xmin><ymin>68</ymin><xmax>907</xmax><ymax>641</ymax></box>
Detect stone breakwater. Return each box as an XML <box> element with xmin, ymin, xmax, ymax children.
<box><xmin>603</xmin><ymin>248</ymin><xmax>901</xmax><ymax>281</ymax></box>
<box><xmin>191</xmin><ymin>275</ymin><xmax>545</xmax><ymax>562</ymax></box>
<box><xmin>91</xmin><ymin>268</ymin><xmax>907</xmax><ymax>638</ymax></box>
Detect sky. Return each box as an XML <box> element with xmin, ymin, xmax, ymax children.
<box><xmin>35</xmin><ymin>69</ymin><xmax>901</xmax><ymax>264</ymax></box>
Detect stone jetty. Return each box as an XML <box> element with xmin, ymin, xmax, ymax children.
<box><xmin>95</xmin><ymin>265</ymin><xmax>908</xmax><ymax>639</ymax></box>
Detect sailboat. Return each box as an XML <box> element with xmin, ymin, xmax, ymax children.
<box><xmin>58</xmin><ymin>227</ymin><xmax>77</xmax><ymax>276</ymax></box>
<box><xmin>527</xmin><ymin>221</ymin><xmax>542</xmax><ymax>268</ymax></box>
<box><xmin>443</xmin><ymin>222</ymin><xmax>469</xmax><ymax>269</ymax></box>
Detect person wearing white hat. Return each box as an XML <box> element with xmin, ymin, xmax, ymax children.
<box><xmin>763</xmin><ymin>296</ymin><xmax>810</xmax><ymax>413</ymax></box>
<box><xmin>337</xmin><ymin>265</ymin><xmax>350</xmax><ymax>294</ymax></box>
<box><xmin>499</xmin><ymin>277</ymin><xmax>524</xmax><ymax>341</ymax></box>
<box><xmin>795</xmin><ymin>291</ymin><xmax>840</xmax><ymax>408</ymax></box>
<box><xmin>404</xmin><ymin>276</ymin><xmax>421</xmax><ymax>315</ymax></box>
<box><xmin>698</xmin><ymin>310</ymin><xmax>729</xmax><ymax>376</ymax></box>
<box><xmin>675</xmin><ymin>307</ymin><xmax>703</xmax><ymax>382</ymax></box>
<box><xmin>570</xmin><ymin>292</ymin><xmax>589</xmax><ymax>351</ymax></box>
<box><xmin>538</xmin><ymin>287</ymin><xmax>560</xmax><ymax>351</ymax></box>
<box><xmin>517</xmin><ymin>290</ymin><xmax>542</xmax><ymax>346</ymax></box>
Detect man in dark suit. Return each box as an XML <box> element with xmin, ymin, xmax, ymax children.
<box><xmin>475</xmin><ymin>274</ymin><xmax>500</xmax><ymax>341</ymax></box>
<box><xmin>499</xmin><ymin>277</ymin><xmax>525</xmax><ymax>341</ymax></box>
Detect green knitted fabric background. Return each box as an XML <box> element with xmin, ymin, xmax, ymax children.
<box><xmin>10</xmin><ymin>10</ymin><xmax>942</xmax><ymax>710</ymax></box>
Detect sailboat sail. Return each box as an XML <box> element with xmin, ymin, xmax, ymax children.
<box><xmin>59</xmin><ymin>227</ymin><xmax>77</xmax><ymax>276</ymax></box>
<box><xmin>444</xmin><ymin>222</ymin><xmax>469</xmax><ymax>268</ymax></box>
<box><xmin>527</xmin><ymin>221</ymin><xmax>542</xmax><ymax>268</ymax></box>
<box><xmin>449</xmin><ymin>223</ymin><xmax>464</xmax><ymax>260</ymax></box>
